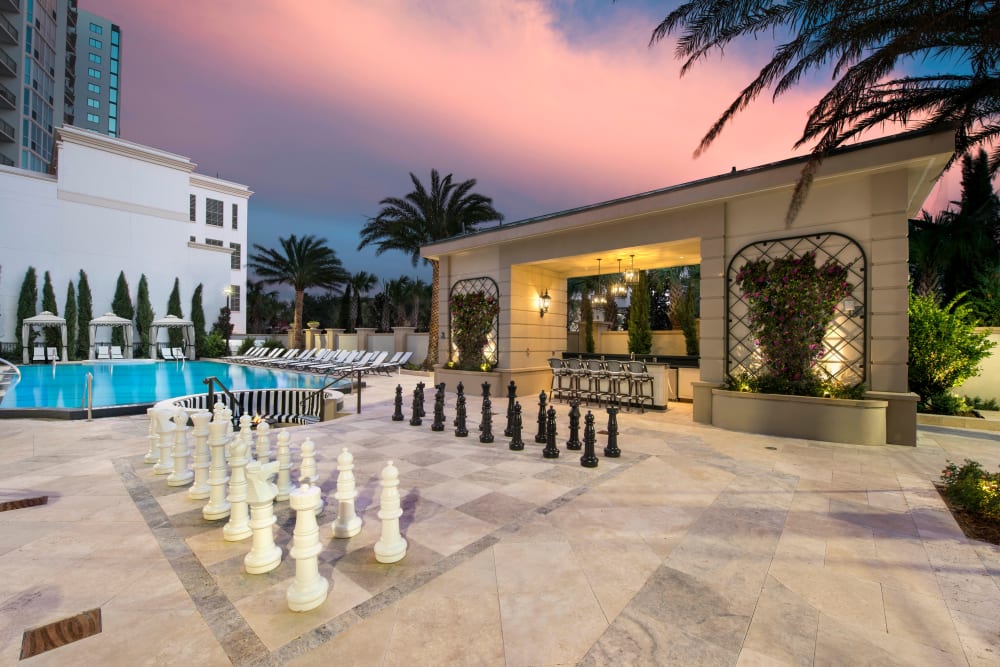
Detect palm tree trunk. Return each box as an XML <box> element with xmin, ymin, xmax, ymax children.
<box><xmin>292</xmin><ymin>289</ymin><xmax>304</xmax><ymax>349</ymax></box>
<box><xmin>425</xmin><ymin>259</ymin><xmax>440</xmax><ymax>370</ymax></box>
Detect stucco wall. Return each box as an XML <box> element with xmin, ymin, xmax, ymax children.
<box><xmin>956</xmin><ymin>329</ymin><xmax>1000</xmax><ymax>401</ymax></box>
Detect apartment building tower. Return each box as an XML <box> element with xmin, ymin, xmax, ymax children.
<box><xmin>73</xmin><ymin>8</ymin><xmax>118</xmax><ymax>137</ymax></box>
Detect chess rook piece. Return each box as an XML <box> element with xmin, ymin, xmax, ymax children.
<box><xmin>144</xmin><ymin>407</ymin><xmax>160</xmax><ymax>464</ymax></box>
<box><xmin>580</xmin><ymin>411</ymin><xmax>599</xmax><ymax>468</ymax></box>
<box><xmin>479</xmin><ymin>395</ymin><xmax>495</xmax><ymax>443</ymax></box>
<box><xmin>254</xmin><ymin>421</ymin><xmax>272</xmax><ymax>465</ymax></box>
<box><xmin>374</xmin><ymin>461</ymin><xmax>408</xmax><ymax>563</ymax></box>
<box><xmin>332</xmin><ymin>447</ymin><xmax>363</xmax><ymax>538</ymax></box>
<box><xmin>454</xmin><ymin>394</ymin><xmax>469</xmax><ymax>437</ymax></box>
<box><xmin>543</xmin><ymin>405</ymin><xmax>560</xmax><ymax>458</ymax></box>
<box><xmin>203</xmin><ymin>412</ymin><xmax>231</xmax><ymax>520</ymax></box>
<box><xmin>167</xmin><ymin>409</ymin><xmax>194</xmax><ymax>486</ymax></box>
<box><xmin>244</xmin><ymin>460</ymin><xmax>282</xmax><ymax>574</ymax></box>
<box><xmin>535</xmin><ymin>391</ymin><xmax>548</xmax><ymax>444</ymax></box>
<box><xmin>509</xmin><ymin>401</ymin><xmax>525</xmax><ymax>451</ymax></box>
<box><xmin>416</xmin><ymin>381</ymin><xmax>426</xmax><ymax>418</ymax></box>
<box><xmin>286</xmin><ymin>482</ymin><xmax>329</xmax><ymax>612</ymax></box>
<box><xmin>504</xmin><ymin>380</ymin><xmax>517</xmax><ymax>437</ymax></box>
<box><xmin>454</xmin><ymin>382</ymin><xmax>465</xmax><ymax>426</ymax></box>
<box><xmin>275</xmin><ymin>430</ymin><xmax>293</xmax><ymax>502</ymax></box>
<box><xmin>566</xmin><ymin>400</ymin><xmax>581</xmax><ymax>451</ymax></box>
<box><xmin>431</xmin><ymin>383</ymin><xmax>446</xmax><ymax>431</ymax></box>
<box><xmin>299</xmin><ymin>438</ymin><xmax>323</xmax><ymax>515</ymax></box>
<box><xmin>409</xmin><ymin>387</ymin><xmax>423</xmax><ymax>426</ymax></box>
<box><xmin>392</xmin><ymin>385</ymin><xmax>405</xmax><ymax>421</ymax></box>
<box><xmin>604</xmin><ymin>407</ymin><xmax>621</xmax><ymax>458</ymax></box>
<box><xmin>152</xmin><ymin>408</ymin><xmax>175</xmax><ymax>475</ymax></box>
<box><xmin>187</xmin><ymin>411</ymin><xmax>212</xmax><ymax>500</ymax></box>
<box><xmin>223</xmin><ymin>436</ymin><xmax>253</xmax><ymax>541</ymax></box>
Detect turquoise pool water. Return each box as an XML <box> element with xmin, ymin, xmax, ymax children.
<box><xmin>1</xmin><ymin>360</ymin><xmax>331</xmax><ymax>409</ymax></box>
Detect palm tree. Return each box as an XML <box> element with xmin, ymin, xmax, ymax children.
<box><xmin>250</xmin><ymin>235</ymin><xmax>347</xmax><ymax>348</ymax></box>
<box><xmin>651</xmin><ymin>0</ymin><xmax>1000</xmax><ymax>223</ymax></box>
<box><xmin>348</xmin><ymin>271</ymin><xmax>378</xmax><ymax>331</ymax></box>
<box><xmin>359</xmin><ymin>169</ymin><xmax>503</xmax><ymax>368</ymax></box>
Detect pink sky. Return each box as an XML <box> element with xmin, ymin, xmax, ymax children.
<box><xmin>81</xmin><ymin>0</ymin><xmax>961</xmax><ymax>278</ymax></box>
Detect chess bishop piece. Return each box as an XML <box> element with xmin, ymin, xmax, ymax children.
<box><xmin>374</xmin><ymin>461</ymin><xmax>407</xmax><ymax>564</ymax></box>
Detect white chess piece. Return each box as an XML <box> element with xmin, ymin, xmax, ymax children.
<box><xmin>223</xmin><ymin>436</ymin><xmax>252</xmax><ymax>541</ymax></box>
<box><xmin>286</xmin><ymin>482</ymin><xmax>329</xmax><ymax>612</ymax></box>
<box><xmin>144</xmin><ymin>407</ymin><xmax>160</xmax><ymax>464</ymax></box>
<box><xmin>332</xmin><ymin>447</ymin><xmax>362</xmax><ymax>538</ymax></box>
<box><xmin>237</xmin><ymin>414</ymin><xmax>254</xmax><ymax>455</ymax></box>
<box><xmin>275</xmin><ymin>431</ymin><xmax>292</xmax><ymax>502</ymax></box>
<box><xmin>299</xmin><ymin>438</ymin><xmax>323</xmax><ymax>516</ymax></box>
<box><xmin>187</xmin><ymin>411</ymin><xmax>212</xmax><ymax>499</ymax></box>
<box><xmin>202</xmin><ymin>412</ymin><xmax>231</xmax><ymax>520</ymax></box>
<box><xmin>167</xmin><ymin>409</ymin><xmax>194</xmax><ymax>487</ymax></box>
<box><xmin>244</xmin><ymin>460</ymin><xmax>282</xmax><ymax>574</ymax></box>
<box><xmin>374</xmin><ymin>460</ymin><xmax>407</xmax><ymax>563</ymax></box>
<box><xmin>152</xmin><ymin>408</ymin><xmax>175</xmax><ymax>475</ymax></box>
<box><xmin>254</xmin><ymin>421</ymin><xmax>271</xmax><ymax>464</ymax></box>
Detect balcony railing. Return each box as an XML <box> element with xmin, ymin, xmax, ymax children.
<box><xmin>0</xmin><ymin>0</ymin><xmax>19</xmax><ymax>15</ymax></box>
<box><xmin>0</xmin><ymin>13</ymin><xmax>16</xmax><ymax>45</ymax></box>
<box><xmin>0</xmin><ymin>152</ymin><xmax>14</xmax><ymax>166</ymax></box>
<box><xmin>0</xmin><ymin>48</ymin><xmax>15</xmax><ymax>77</ymax></box>
<box><xmin>0</xmin><ymin>81</ymin><xmax>14</xmax><ymax>109</ymax></box>
<box><xmin>0</xmin><ymin>117</ymin><xmax>13</xmax><ymax>142</ymax></box>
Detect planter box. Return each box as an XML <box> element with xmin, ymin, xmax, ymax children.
<box><xmin>434</xmin><ymin>368</ymin><xmax>503</xmax><ymax>394</ymax></box>
<box><xmin>711</xmin><ymin>388</ymin><xmax>888</xmax><ymax>446</ymax></box>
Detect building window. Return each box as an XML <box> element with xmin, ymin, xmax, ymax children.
<box><xmin>89</xmin><ymin>37</ymin><xmax>102</xmax><ymax>48</ymax></box>
<box><xmin>111</xmin><ymin>28</ymin><xmax>120</xmax><ymax>45</ymax></box>
<box><xmin>89</xmin><ymin>53</ymin><xmax>102</xmax><ymax>64</ymax></box>
<box><xmin>231</xmin><ymin>203</ymin><xmax>238</xmax><ymax>229</ymax></box>
<box><xmin>86</xmin><ymin>113</ymin><xmax>99</xmax><ymax>123</ymax></box>
<box><xmin>205</xmin><ymin>198</ymin><xmax>223</xmax><ymax>227</ymax></box>
<box><xmin>189</xmin><ymin>235</ymin><xmax>195</xmax><ymax>242</ymax></box>
<box><xmin>229</xmin><ymin>285</ymin><xmax>241</xmax><ymax>312</ymax></box>
<box><xmin>230</xmin><ymin>242</ymin><xmax>241</xmax><ymax>269</ymax></box>
<box><xmin>87</xmin><ymin>98</ymin><xmax>99</xmax><ymax>109</ymax></box>
<box><xmin>205</xmin><ymin>238</ymin><xmax>223</xmax><ymax>247</ymax></box>
<box><xmin>88</xmin><ymin>82</ymin><xmax>100</xmax><ymax>94</ymax></box>
<box><xmin>88</xmin><ymin>68</ymin><xmax>100</xmax><ymax>79</ymax></box>
<box><xmin>189</xmin><ymin>194</ymin><xmax>196</xmax><ymax>221</ymax></box>
<box><xmin>90</xmin><ymin>23</ymin><xmax>103</xmax><ymax>35</ymax></box>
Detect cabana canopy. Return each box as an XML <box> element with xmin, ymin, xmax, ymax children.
<box><xmin>21</xmin><ymin>311</ymin><xmax>68</xmax><ymax>364</ymax></box>
<box><xmin>150</xmin><ymin>315</ymin><xmax>195</xmax><ymax>360</ymax></box>
<box><xmin>88</xmin><ymin>312</ymin><xmax>135</xmax><ymax>359</ymax></box>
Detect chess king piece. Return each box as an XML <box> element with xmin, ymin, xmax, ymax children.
<box><xmin>509</xmin><ymin>401</ymin><xmax>525</xmax><ymax>451</ymax></box>
<box><xmin>580</xmin><ymin>411</ymin><xmax>599</xmax><ymax>468</ymax></box>
<box><xmin>144</xmin><ymin>407</ymin><xmax>160</xmax><ymax>464</ymax></box>
<box><xmin>223</xmin><ymin>436</ymin><xmax>253</xmax><ymax>541</ymax></box>
<box><xmin>409</xmin><ymin>387</ymin><xmax>423</xmax><ymax>426</ymax></box>
<box><xmin>152</xmin><ymin>407</ymin><xmax>175</xmax><ymax>475</ymax></box>
<box><xmin>167</xmin><ymin>408</ymin><xmax>194</xmax><ymax>486</ymax></box>
<box><xmin>504</xmin><ymin>380</ymin><xmax>517</xmax><ymax>437</ymax></box>
<box><xmin>187</xmin><ymin>411</ymin><xmax>213</xmax><ymax>500</ymax></box>
<box><xmin>254</xmin><ymin>420</ymin><xmax>272</xmax><ymax>464</ymax></box>
<box><xmin>275</xmin><ymin>431</ymin><xmax>293</xmax><ymax>501</ymax></box>
<box><xmin>299</xmin><ymin>438</ymin><xmax>323</xmax><ymax>515</ymax></box>
<box><xmin>286</xmin><ymin>482</ymin><xmax>329</xmax><ymax>612</ymax></box>
<box><xmin>203</xmin><ymin>411</ymin><xmax>231</xmax><ymax>520</ymax></box>
<box><xmin>416</xmin><ymin>381</ymin><xmax>426</xmax><ymax>418</ymax></box>
<box><xmin>244</xmin><ymin>459</ymin><xmax>282</xmax><ymax>574</ymax></box>
<box><xmin>454</xmin><ymin>382</ymin><xmax>465</xmax><ymax>426</ymax></box>
<box><xmin>332</xmin><ymin>447</ymin><xmax>363</xmax><ymax>538</ymax></box>
<box><xmin>543</xmin><ymin>405</ymin><xmax>560</xmax><ymax>458</ymax></box>
<box><xmin>565</xmin><ymin>400</ymin><xmax>582</xmax><ymax>451</ymax></box>
<box><xmin>454</xmin><ymin>394</ymin><xmax>469</xmax><ymax>437</ymax></box>
<box><xmin>604</xmin><ymin>407</ymin><xmax>621</xmax><ymax>458</ymax></box>
<box><xmin>374</xmin><ymin>461</ymin><xmax>407</xmax><ymax>564</ymax></box>
<box><xmin>535</xmin><ymin>391</ymin><xmax>548</xmax><ymax>444</ymax></box>
<box><xmin>431</xmin><ymin>383</ymin><xmax>446</xmax><ymax>431</ymax></box>
<box><xmin>392</xmin><ymin>384</ymin><xmax>405</xmax><ymax>421</ymax></box>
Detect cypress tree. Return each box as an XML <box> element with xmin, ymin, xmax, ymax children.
<box><xmin>166</xmin><ymin>278</ymin><xmax>184</xmax><ymax>347</ymax></box>
<box><xmin>136</xmin><ymin>274</ymin><xmax>154</xmax><ymax>358</ymax></box>
<box><xmin>15</xmin><ymin>266</ymin><xmax>38</xmax><ymax>355</ymax></box>
<box><xmin>110</xmin><ymin>271</ymin><xmax>134</xmax><ymax>349</ymax></box>
<box><xmin>191</xmin><ymin>283</ymin><xmax>206</xmax><ymax>356</ymax></box>
<box><xmin>41</xmin><ymin>271</ymin><xmax>60</xmax><ymax>349</ymax></box>
<box><xmin>627</xmin><ymin>271</ymin><xmax>652</xmax><ymax>355</ymax></box>
<box><xmin>65</xmin><ymin>281</ymin><xmax>78</xmax><ymax>361</ymax></box>
<box><xmin>77</xmin><ymin>270</ymin><xmax>93</xmax><ymax>359</ymax></box>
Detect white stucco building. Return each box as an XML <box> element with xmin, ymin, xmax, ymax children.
<box><xmin>0</xmin><ymin>125</ymin><xmax>251</xmax><ymax>345</ymax></box>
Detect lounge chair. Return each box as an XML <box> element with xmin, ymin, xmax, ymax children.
<box><xmin>273</xmin><ymin>348</ymin><xmax>317</xmax><ymax>368</ymax></box>
<box><xmin>97</xmin><ymin>346</ymin><xmax>112</xmax><ymax>360</ymax></box>
<box><xmin>110</xmin><ymin>346</ymin><xmax>124</xmax><ymax>359</ymax></box>
<box><xmin>230</xmin><ymin>346</ymin><xmax>266</xmax><ymax>363</ymax></box>
<box><xmin>309</xmin><ymin>350</ymin><xmax>365</xmax><ymax>373</ymax></box>
<box><xmin>285</xmin><ymin>349</ymin><xmax>334</xmax><ymax>369</ymax></box>
<box><xmin>257</xmin><ymin>349</ymin><xmax>300</xmax><ymax>367</ymax></box>
<box><xmin>374</xmin><ymin>350</ymin><xmax>413</xmax><ymax>375</ymax></box>
<box><xmin>32</xmin><ymin>346</ymin><xmax>46</xmax><ymax>363</ymax></box>
<box><xmin>300</xmin><ymin>349</ymin><xmax>351</xmax><ymax>371</ymax></box>
<box><xmin>172</xmin><ymin>347</ymin><xmax>185</xmax><ymax>360</ymax></box>
<box><xmin>159</xmin><ymin>347</ymin><xmax>176</xmax><ymax>360</ymax></box>
<box><xmin>46</xmin><ymin>347</ymin><xmax>61</xmax><ymax>362</ymax></box>
<box><xmin>353</xmin><ymin>350</ymin><xmax>389</xmax><ymax>374</ymax></box>
<box><xmin>246</xmin><ymin>348</ymin><xmax>283</xmax><ymax>364</ymax></box>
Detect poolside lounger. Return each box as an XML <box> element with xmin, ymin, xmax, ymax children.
<box><xmin>285</xmin><ymin>349</ymin><xmax>334</xmax><ymax>369</ymax></box>
<box><xmin>309</xmin><ymin>350</ymin><xmax>365</xmax><ymax>373</ymax></box>
<box><xmin>353</xmin><ymin>350</ymin><xmax>389</xmax><ymax>374</ymax></box>
<box><xmin>46</xmin><ymin>347</ymin><xmax>61</xmax><ymax>362</ymax></box>
<box><xmin>297</xmin><ymin>349</ymin><xmax>349</xmax><ymax>371</ymax></box>
<box><xmin>374</xmin><ymin>350</ymin><xmax>413</xmax><ymax>375</ymax></box>
<box><xmin>32</xmin><ymin>346</ymin><xmax>46</xmax><ymax>362</ymax></box>
<box><xmin>248</xmin><ymin>348</ymin><xmax>283</xmax><ymax>364</ymax></box>
<box><xmin>273</xmin><ymin>348</ymin><xmax>317</xmax><ymax>368</ymax></box>
<box><xmin>159</xmin><ymin>347</ymin><xmax>176</xmax><ymax>360</ymax></box>
<box><xmin>172</xmin><ymin>347</ymin><xmax>185</xmax><ymax>360</ymax></box>
<box><xmin>258</xmin><ymin>349</ymin><xmax>300</xmax><ymax>366</ymax></box>
<box><xmin>231</xmin><ymin>346</ymin><xmax>267</xmax><ymax>362</ymax></box>
<box><xmin>97</xmin><ymin>346</ymin><xmax>112</xmax><ymax>360</ymax></box>
<box><xmin>110</xmin><ymin>346</ymin><xmax>124</xmax><ymax>359</ymax></box>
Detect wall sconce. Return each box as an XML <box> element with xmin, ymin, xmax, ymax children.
<box><xmin>538</xmin><ymin>289</ymin><xmax>551</xmax><ymax>317</ymax></box>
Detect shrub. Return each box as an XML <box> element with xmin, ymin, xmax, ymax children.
<box><xmin>941</xmin><ymin>459</ymin><xmax>1000</xmax><ymax>519</ymax></box>
<box><xmin>201</xmin><ymin>332</ymin><xmax>229</xmax><ymax>358</ymax></box>
<box><xmin>235</xmin><ymin>338</ymin><xmax>258</xmax><ymax>356</ymax></box>
<box><xmin>450</xmin><ymin>291</ymin><xmax>499</xmax><ymax>370</ymax></box>
<box><xmin>965</xmin><ymin>395</ymin><xmax>1000</xmax><ymax>411</ymax></box>
<box><xmin>926</xmin><ymin>392</ymin><xmax>972</xmax><ymax>416</ymax></box>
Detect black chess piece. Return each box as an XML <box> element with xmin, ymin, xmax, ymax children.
<box><xmin>391</xmin><ymin>384</ymin><xmax>405</xmax><ymax>421</ymax></box>
<box><xmin>504</xmin><ymin>380</ymin><xmax>517</xmax><ymax>437</ymax></box>
<box><xmin>479</xmin><ymin>395</ymin><xmax>494</xmax><ymax>443</ymax></box>
<box><xmin>454</xmin><ymin>382</ymin><xmax>465</xmax><ymax>426</ymax></box>
<box><xmin>604</xmin><ymin>406</ymin><xmax>621</xmax><ymax>457</ymax></box>
<box><xmin>580</xmin><ymin>411</ymin><xmax>598</xmax><ymax>468</ymax></box>
<box><xmin>409</xmin><ymin>387</ymin><xmax>422</xmax><ymax>426</ymax></box>
<box><xmin>431</xmin><ymin>383</ymin><xmax>446</xmax><ymax>431</ymax></box>
<box><xmin>454</xmin><ymin>394</ymin><xmax>469</xmax><ymax>437</ymax></box>
<box><xmin>416</xmin><ymin>382</ymin><xmax>426</xmax><ymax>418</ymax></box>
<box><xmin>566</xmin><ymin>400</ymin><xmax>581</xmax><ymax>450</ymax></box>
<box><xmin>535</xmin><ymin>390</ymin><xmax>547</xmax><ymax>444</ymax></box>
<box><xmin>481</xmin><ymin>381</ymin><xmax>491</xmax><ymax>400</ymax></box>
<box><xmin>509</xmin><ymin>401</ymin><xmax>524</xmax><ymax>451</ymax></box>
<box><xmin>543</xmin><ymin>405</ymin><xmax>560</xmax><ymax>458</ymax></box>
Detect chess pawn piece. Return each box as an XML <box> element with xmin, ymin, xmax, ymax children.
<box><xmin>604</xmin><ymin>407</ymin><xmax>621</xmax><ymax>458</ymax></box>
<box><xmin>431</xmin><ymin>383</ymin><xmax>446</xmax><ymax>431</ymax></box>
<box><xmin>416</xmin><ymin>381</ymin><xmax>426</xmax><ymax>418</ymax></box>
<box><xmin>580</xmin><ymin>411</ymin><xmax>599</xmax><ymax>468</ymax></box>
<box><xmin>254</xmin><ymin>421</ymin><xmax>272</xmax><ymax>464</ymax></box>
<box><xmin>238</xmin><ymin>413</ymin><xmax>254</xmax><ymax>451</ymax></box>
<box><xmin>223</xmin><ymin>436</ymin><xmax>253</xmax><ymax>541</ymax></box>
<box><xmin>152</xmin><ymin>408</ymin><xmax>175</xmax><ymax>475</ymax></box>
<box><xmin>144</xmin><ymin>407</ymin><xmax>160</xmax><ymax>464</ymax></box>
<box><xmin>392</xmin><ymin>385</ymin><xmax>405</xmax><ymax>421</ymax></box>
<box><xmin>187</xmin><ymin>411</ymin><xmax>213</xmax><ymax>499</ymax></box>
<box><xmin>504</xmin><ymin>380</ymin><xmax>517</xmax><ymax>437</ymax></box>
<box><xmin>509</xmin><ymin>401</ymin><xmax>525</xmax><ymax>451</ymax></box>
<box><xmin>409</xmin><ymin>387</ymin><xmax>423</xmax><ymax>426</ymax></box>
<box><xmin>168</xmin><ymin>409</ymin><xmax>194</xmax><ymax>486</ymax></box>
<box><xmin>374</xmin><ymin>461</ymin><xmax>407</xmax><ymax>564</ymax></box>
<box><xmin>275</xmin><ymin>430</ymin><xmax>293</xmax><ymax>502</ymax></box>
<box><xmin>479</xmin><ymin>395</ymin><xmax>494</xmax><ymax>443</ymax></box>
<box><xmin>543</xmin><ymin>405</ymin><xmax>560</xmax><ymax>458</ymax></box>
<box><xmin>244</xmin><ymin>459</ymin><xmax>282</xmax><ymax>574</ymax></box>
<box><xmin>332</xmin><ymin>448</ymin><xmax>362</xmax><ymax>538</ymax></box>
<box><xmin>286</xmin><ymin>482</ymin><xmax>329</xmax><ymax>612</ymax></box>
<box><xmin>454</xmin><ymin>394</ymin><xmax>469</xmax><ymax>437</ymax></box>
<box><xmin>535</xmin><ymin>391</ymin><xmax>548</xmax><ymax>444</ymax></box>
<box><xmin>454</xmin><ymin>382</ymin><xmax>465</xmax><ymax>426</ymax></box>
<box><xmin>299</xmin><ymin>438</ymin><xmax>323</xmax><ymax>515</ymax></box>
<box><xmin>566</xmin><ymin>400</ymin><xmax>582</xmax><ymax>451</ymax></box>
<box><xmin>203</xmin><ymin>414</ymin><xmax>231</xmax><ymax>520</ymax></box>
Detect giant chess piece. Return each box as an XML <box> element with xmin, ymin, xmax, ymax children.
<box><xmin>566</xmin><ymin>400</ymin><xmax>582</xmax><ymax>451</ymax></box>
<box><xmin>479</xmin><ymin>391</ymin><xmax>495</xmax><ymax>444</ymax></box>
<box><xmin>152</xmin><ymin>408</ymin><xmax>175</xmax><ymax>475</ymax></box>
<box><xmin>409</xmin><ymin>387</ymin><xmax>423</xmax><ymax>426</ymax></box>
<box><xmin>535</xmin><ymin>391</ymin><xmax>548</xmax><ymax>444</ymax></box>
<box><xmin>187</xmin><ymin>411</ymin><xmax>213</xmax><ymax>500</ymax></box>
<box><xmin>286</xmin><ymin>482</ymin><xmax>329</xmax><ymax>612</ymax></box>
<box><xmin>453</xmin><ymin>382</ymin><xmax>465</xmax><ymax>426</ymax></box>
<box><xmin>454</xmin><ymin>394</ymin><xmax>469</xmax><ymax>437</ymax></box>
<box><xmin>275</xmin><ymin>431</ymin><xmax>293</xmax><ymax>502</ymax></box>
<box><xmin>203</xmin><ymin>412</ymin><xmax>231</xmax><ymax>520</ymax></box>
<box><xmin>244</xmin><ymin>459</ymin><xmax>282</xmax><ymax>574</ymax></box>
<box><xmin>416</xmin><ymin>381</ymin><xmax>426</xmax><ymax>418</ymax></box>
<box><xmin>391</xmin><ymin>385</ymin><xmax>405</xmax><ymax>421</ymax></box>
<box><xmin>223</xmin><ymin>436</ymin><xmax>253</xmax><ymax>541</ymax></box>
<box><xmin>374</xmin><ymin>461</ymin><xmax>407</xmax><ymax>563</ymax></box>
<box><xmin>504</xmin><ymin>380</ymin><xmax>517</xmax><ymax>437</ymax></box>
<box><xmin>299</xmin><ymin>438</ymin><xmax>323</xmax><ymax>515</ymax></box>
<box><xmin>509</xmin><ymin>401</ymin><xmax>525</xmax><ymax>451</ymax></box>
<box><xmin>167</xmin><ymin>409</ymin><xmax>194</xmax><ymax>486</ymax></box>
<box><xmin>431</xmin><ymin>383</ymin><xmax>446</xmax><ymax>432</ymax></box>
<box><xmin>144</xmin><ymin>407</ymin><xmax>160</xmax><ymax>464</ymax></box>
<box><xmin>254</xmin><ymin>421</ymin><xmax>272</xmax><ymax>465</ymax></box>
<box><xmin>481</xmin><ymin>381</ymin><xmax>492</xmax><ymax>400</ymax></box>
<box><xmin>580</xmin><ymin>411</ymin><xmax>599</xmax><ymax>468</ymax></box>
<box><xmin>604</xmin><ymin>407</ymin><xmax>621</xmax><ymax>458</ymax></box>
<box><xmin>332</xmin><ymin>447</ymin><xmax>363</xmax><ymax>538</ymax></box>
<box><xmin>543</xmin><ymin>405</ymin><xmax>560</xmax><ymax>458</ymax></box>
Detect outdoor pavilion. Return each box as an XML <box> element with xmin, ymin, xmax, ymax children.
<box><xmin>420</xmin><ymin>128</ymin><xmax>956</xmax><ymax>446</ymax></box>
<box><xmin>20</xmin><ymin>311</ymin><xmax>68</xmax><ymax>363</ymax></box>
<box><xmin>149</xmin><ymin>315</ymin><xmax>196</xmax><ymax>360</ymax></box>
<box><xmin>88</xmin><ymin>312</ymin><xmax>135</xmax><ymax>359</ymax></box>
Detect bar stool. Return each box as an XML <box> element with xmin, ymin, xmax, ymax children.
<box><xmin>626</xmin><ymin>360</ymin><xmax>655</xmax><ymax>413</ymax></box>
<box><xmin>547</xmin><ymin>358</ymin><xmax>568</xmax><ymax>401</ymax></box>
<box><xmin>604</xmin><ymin>360</ymin><xmax>630</xmax><ymax>410</ymax></box>
<box><xmin>584</xmin><ymin>359</ymin><xmax>609</xmax><ymax>407</ymax></box>
<box><xmin>563</xmin><ymin>357</ymin><xmax>586</xmax><ymax>403</ymax></box>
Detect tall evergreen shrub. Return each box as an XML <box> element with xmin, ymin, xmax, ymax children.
<box><xmin>136</xmin><ymin>274</ymin><xmax>154</xmax><ymax>358</ymax></box>
<box><xmin>191</xmin><ymin>283</ymin><xmax>206</xmax><ymax>356</ymax></box>
<box><xmin>627</xmin><ymin>271</ymin><xmax>652</xmax><ymax>354</ymax></box>
<box><xmin>65</xmin><ymin>281</ymin><xmax>77</xmax><ymax>360</ymax></box>
<box><xmin>166</xmin><ymin>278</ymin><xmax>184</xmax><ymax>347</ymax></box>
<box><xmin>41</xmin><ymin>271</ymin><xmax>60</xmax><ymax>348</ymax></box>
<box><xmin>76</xmin><ymin>270</ymin><xmax>93</xmax><ymax>358</ymax></box>
<box><xmin>110</xmin><ymin>271</ymin><xmax>134</xmax><ymax>348</ymax></box>
<box><xmin>16</xmin><ymin>267</ymin><xmax>38</xmax><ymax>353</ymax></box>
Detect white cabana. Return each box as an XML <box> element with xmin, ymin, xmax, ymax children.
<box><xmin>88</xmin><ymin>312</ymin><xmax>135</xmax><ymax>360</ymax></box>
<box><xmin>21</xmin><ymin>311</ymin><xmax>68</xmax><ymax>364</ymax></box>
<box><xmin>149</xmin><ymin>315</ymin><xmax>195</xmax><ymax>360</ymax></box>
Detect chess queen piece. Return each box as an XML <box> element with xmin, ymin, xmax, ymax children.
<box><xmin>144</xmin><ymin>407</ymin><xmax>160</xmax><ymax>464</ymax></box>
<box><xmin>409</xmin><ymin>387</ymin><xmax>423</xmax><ymax>426</ymax></box>
<box><xmin>275</xmin><ymin>431</ymin><xmax>293</xmax><ymax>501</ymax></box>
<box><xmin>431</xmin><ymin>383</ymin><xmax>446</xmax><ymax>432</ymax></box>
<box><xmin>332</xmin><ymin>448</ymin><xmax>362</xmax><ymax>538</ymax></box>
<box><xmin>152</xmin><ymin>408</ymin><xmax>175</xmax><ymax>475</ymax></box>
<box><xmin>223</xmin><ymin>436</ymin><xmax>253</xmax><ymax>541</ymax></box>
<box><xmin>392</xmin><ymin>385</ymin><xmax>405</xmax><ymax>421</ymax></box>
<box><xmin>187</xmin><ymin>411</ymin><xmax>212</xmax><ymax>499</ymax></box>
<box><xmin>580</xmin><ymin>411</ymin><xmax>599</xmax><ymax>468</ymax></box>
<box><xmin>244</xmin><ymin>460</ymin><xmax>282</xmax><ymax>574</ymax></box>
<box><xmin>254</xmin><ymin>420</ymin><xmax>272</xmax><ymax>465</ymax></box>
<box><xmin>508</xmin><ymin>401</ymin><xmax>524</xmax><ymax>451</ymax></box>
<box><xmin>203</xmin><ymin>413</ymin><xmax>231</xmax><ymax>520</ymax></box>
<box><xmin>566</xmin><ymin>400</ymin><xmax>581</xmax><ymax>451</ymax></box>
<box><xmin>299</xmin><ymin>438</ymin><xmax>323</xmax><ymax>515</ymax></box>
<box><xmin>604</xmin><ymin>407</ymin><xmax>621</xmax><ymax>458</ymax></box>
<box><xmin>453</xmin><ymin>382</ymin><xmax>465</xmax><ymax>426</ymax></box>
<box><xmin>504</xmin><ymin>380</ymin><xmax>517</xmax><ymax>437</ymax></box>
<box><xmin>543</xmin><ymin>405</ymin><xmax>560</xmax><ymax>459</ymax></box>
<box><xmin>454</xmin><ymin>394</ymin><xmax>469</xmax><ymax>437</ymax></box>
<box><xmin>286</xmin><ymin>482</ymin><xmax>329</xmax><ymax>612</ymax></box>
<box><xmin>167</xmin><ymin>409</ymin><xmax>194</xmax><ymax>486</ymax></box>
<box><xmin>374</xmin><ymin>461</ymin><xmax>407</xmax><ymax>564</ymax></box>
<box><xmin>416</xmin><ymin>381</ymin><xmax>426</xmax><ymax>418</ymax></box>
<box><xmin>535</xmin><ymin>391</ymin><xmax>548</xmax><ymax>444</ymax></box>
<box><xmin>479</xmin><ymin>393</ymin><xmax>495</xmax><ymax>444</ymax></box>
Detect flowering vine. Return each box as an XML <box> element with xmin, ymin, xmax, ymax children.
<box><xmin>450</xmin><ymin>291</ymin><xmax>499</xmax><ymax>370</ymax></box>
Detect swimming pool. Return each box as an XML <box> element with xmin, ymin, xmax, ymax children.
<box><xmin>1</xmin><ymin>360</ymin><xmax>333</xmax><ymax>413</ymax></box>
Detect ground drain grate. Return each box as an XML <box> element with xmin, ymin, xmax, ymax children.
<box><xmin>19</xmin><ymin>608</ymin><xmax>102</xmax><ymax>659</ymax></box>
<box><xmin>0</xmin><ymin>496</ymin><xmax>49</xmax><ymax>512</ymax></box>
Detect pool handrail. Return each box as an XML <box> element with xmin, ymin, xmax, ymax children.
<box><xmin>0</xmin><ymin>355</ymin><xmax>21</xmax><ymax>385</ymax></box>
<box><xmin>203</xmin><ymin>376</ymin><xmax>243</xmax><ymax>425</ymax></box>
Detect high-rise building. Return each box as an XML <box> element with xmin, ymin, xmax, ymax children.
<box><xmin>73</xmin><ymin>8</ymin><xmax>118</xmax><ymax>137</ymax></box>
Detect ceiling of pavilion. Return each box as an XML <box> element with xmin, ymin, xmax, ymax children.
<box><xmin>522</xmin><ymin>238</ymin><xmax>702</xmax><ymax>278</ymax></box>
